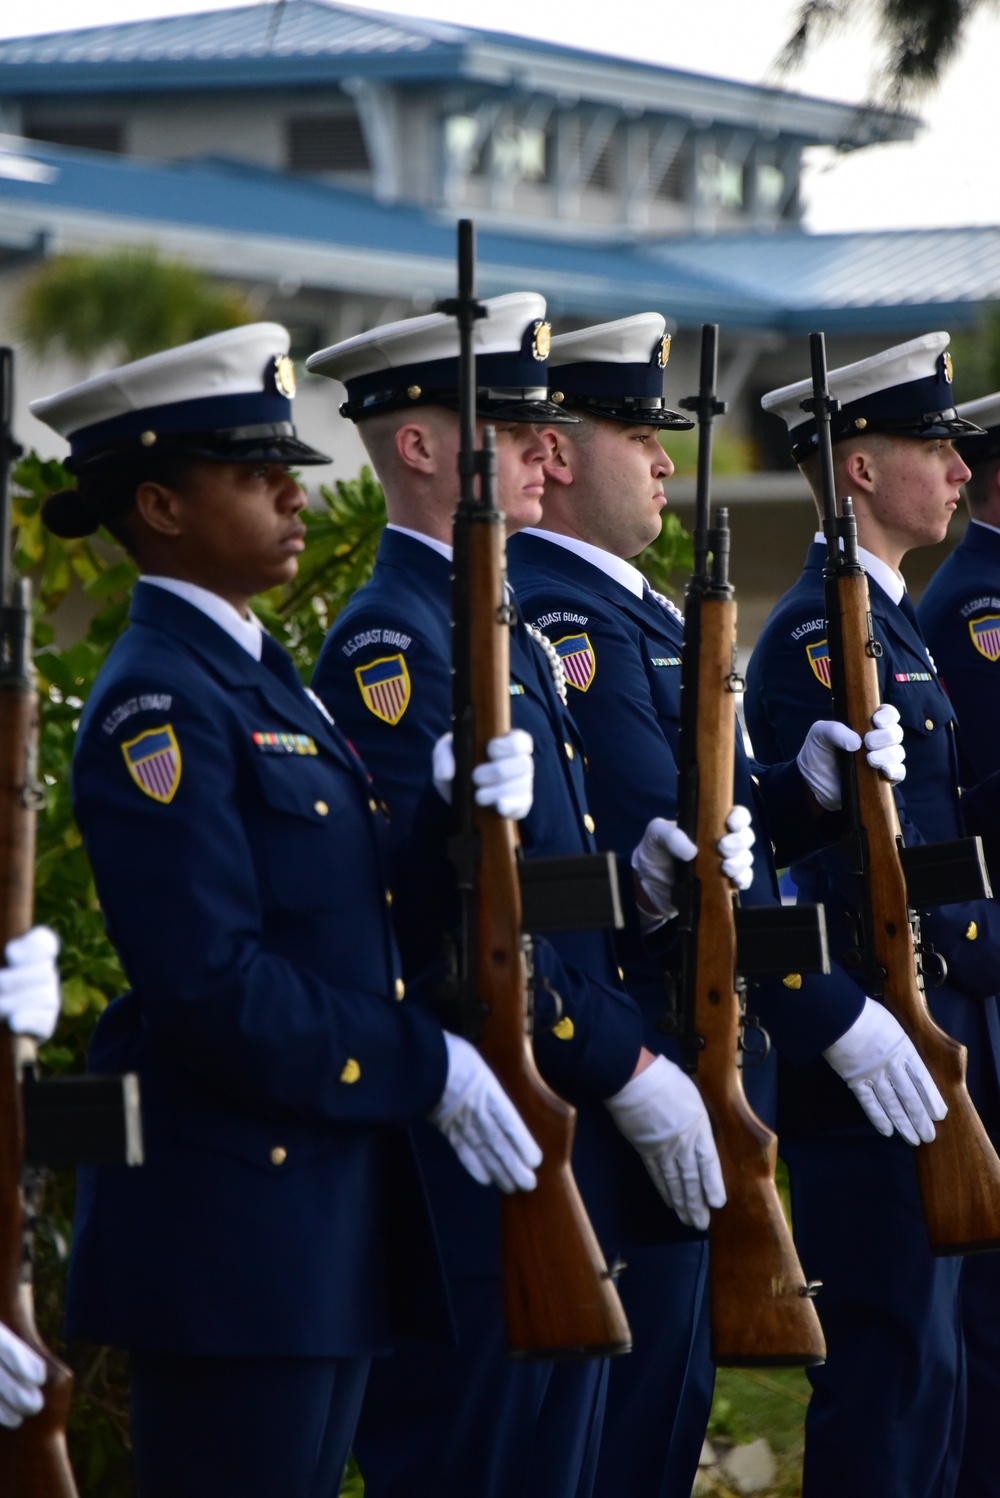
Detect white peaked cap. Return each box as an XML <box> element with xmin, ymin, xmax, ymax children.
<box><xmin>761</xmin><ymin>332</ymin><xmax>952</xmax><ymax>426</ymax></box>
<box><xmin>31</xmin><ymin>323</ymin><xmax>293</xmax><ymax>439</ymax></box>
<box><xmin>307</xmin><ymin>293</ymin><xmax>547</xmax><ymax>383</ymax></box>
<box><xmin>548</xmin><ymin>313</ymin><xmax>667</xmax><ymax>366</ymax></box>
<box><xmin>957</xmin><ymin>392</ymin><xmax>1000</xmax><ymax>432</ymax></box>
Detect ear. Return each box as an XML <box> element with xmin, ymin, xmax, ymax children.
<box><xmin>539</xmin><ymin>427</ymin><xmax>575</xmax><ymax>487</ymax></box>
<box><xmin>395</xmin><ymin>420</ymin><xmax>437</xmax><ymax>476</ymax></box>
<box><xmin>134</xmin><ymin>480</ymin><xmax>185</xmax><ymax>538</ymax></box>
<box><xmin>842</xmin><ymin>445</ymin><xmax>877</xmax><ymax>495</ymax></box>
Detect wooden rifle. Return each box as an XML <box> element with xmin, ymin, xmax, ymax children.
<box><xmin>804</xmin><ymin>329</ymin><xmax>1000</xmax><ymax>1254</ymax></box>
<box><xmin>0</xmin><ymin>348</ymin><xmax>142</xmax><ymax>1494</ymax></box>
<box><xmin>668</xmin><ymin>324</ymin><xmax>827</xmax><ymax>1365</ymax></box>
<box><xmin>439</xmin><ymin>222</ymin><xmax>631</xmax><ymax>1358</ymax></box>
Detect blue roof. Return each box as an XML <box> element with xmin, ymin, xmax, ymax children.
<box><xmin>0</xmin><ymin>137</ymin><xmax>992</xmax><ymax>334</ymax></box>
<box><xmin>0</xmin><ymin>1</ymin><xmax>913</xmax><ymax>148</ymax></box>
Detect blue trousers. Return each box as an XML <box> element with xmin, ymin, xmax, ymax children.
<box><xmin>956</xmin><ymin>1252</ymin><xmax>1000</xmax><ymax>1498</ymax></box>
<box><xmin>129</xmin><ymin>1352</ymin><xmax>370</xmax><ymax>1498</ymax></box>
<box><xmin>594</xmin><ymin>1239</ymin><xmax>713</xmax><ymax>1498</ymax></box>
<box><xmin>354</xmin><ymin>1274</ymin><xmax>608</xmax><ymax>1498</ymax></box>
<box><xmin>783</xmin><ymin>1134</ymin><xmax>965</xmax><ymax>1498</ymax></box>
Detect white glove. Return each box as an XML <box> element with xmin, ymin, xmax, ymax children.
<box><xmin>432</xmin><ymin>730</ymin><xmax>534</xmax><ymax>821</ymax></box>
<box><xmin>0</xmin><ymin>1322</ymin><xmax>45</xmax><ymax>1428</ymax></box>
<box><xmin>632</xmin><ymin>808</ymin><xmax>754</xmax><ymax>930</ymax></box>
<box><xmin>0</xmin><ymin>927</ymin><xmax>61</xmax><ymax>1041</ymax></box>
<box><xmin>605</xmin><ymin>1054</ymin><xmax>726</xmax><ymax>1231</ymax></box>
<box><xmin>430</xmin><ymin>1032</ymin><xmax>542</xmax><ymax>1193</ymax></box>
<box><xmin>798</xmin><ymin>704</ymin><xmax>906</xmax><ymax>811</ymax></box>
<box><xmin>717</xmin><ymin>805</ymin><xmax>755</xmax><ymax>890</ymax></box>
<box><xmin>823</xmin><ymin>997</ymin><xmax>947</xmax><ymax>1145</ymax></box>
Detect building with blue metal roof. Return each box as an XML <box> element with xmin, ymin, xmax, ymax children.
<box><xmin>0</xmin><ymin>2</ymin><xmax>994</xmax><ymax>627</ymax></box>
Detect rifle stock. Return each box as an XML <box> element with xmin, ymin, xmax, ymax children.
<box><xmin>677</xmin><ymin>326</ymin><xmax>825</xmax><ymax>1366</ymax></box>
<box><xmin>807</xmin><ymin>329</ymin><xmax>1000</xmax><ymax>1254</ymax></box>
<box><xmin>443</xmin><ymin>221</ymin><xmax>630</xmax><ymax>1358</ymax></box>
<box><xmin>832</xmin><ymin>553</ymin><xmax>1000</xmax><ymax>1252</ymax></box>
<box><xmin>0</xmin><ymin>345</ymin><xmax>78</xmax><ymax>1495</ymax></box>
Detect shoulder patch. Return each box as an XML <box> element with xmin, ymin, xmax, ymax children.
<box><xmin>791</xmin><ymin>617</ymin><xmax>825</xmax><ymax>642</ymax></box>
<box><xmin>340</xmin><ymin>627</ymin><xmax>412</xmax><ymax>659</ymax></box>
<box><xmin>969</xmin><ymin>615</ymin><xmax>1000</xmax><ymax>662</ymax></box>
<box><xmin>102</xmin><ymin>693</ymin><xmax>173</xmax><ymax>736</ymax></box>
<box><xmin>355</xmin><ymin>654</ymin><xmax>411</xmax><ymax>725</ymax></box>
<box><xmin>122</xmin><ymin>725</ymin><xmax>182</xmax><ymax>803</ymax></box>
<box><xmin>552</xmin><ymin>633</ymin><xmax>595</xmax><ymax>692</ymax></box>
<box><xmin>806</xmin><ymin>640</ymin><xmax>832</xmax><ymax>689</ymax></box>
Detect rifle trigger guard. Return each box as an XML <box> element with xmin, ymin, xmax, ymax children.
<box><xmin>920</xmin><ymin>945</ymin><xmax>948</xmax><ymax>987</ymax></box>
<box><xmin>866</xmin><ymin>639</ymin><xmax>883</xmax><ymax>659</ymax></box>
<box><xmin>738</xmin><ymin>1011</ymin><xmax>771</xmax><ymax>1065</ymax></box>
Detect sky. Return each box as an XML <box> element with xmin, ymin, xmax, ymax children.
<box><xmin>1</xmin><ymin>0</ymin><xmax>997</xmax><ymax>233</ymax></box>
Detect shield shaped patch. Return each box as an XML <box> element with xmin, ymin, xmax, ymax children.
<box><xmin>969</xmin><ymin>615</ymin><xmax>1000</xmax><ymax>663</ymax></box>
<box><xmin>806</xmin><ymin>640</ymin><xmax>832</xmax><ymax>688</ymax></box>
<box><xmin>553</xmin><ymin>633</ymin><xmax>596</xmax><ymax>692</ymax></box>
<box><xmin>355</xmin><ymin>654</ymin><xmax>411</xmax><ymax>725</ymax></box>
<box><xmin>122</xmin><ymin>725</ymin><xmax>182</xmax><ymax>804</ymax></box>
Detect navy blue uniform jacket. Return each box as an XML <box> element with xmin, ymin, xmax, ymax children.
<box><xmin>745</xmin><ymin>542</ymin><xmax>1000</xmax><ymax>1135</ymax></box>
<box><xmin>67</xmin><ymin>582</ymin><xmax>450</xmax><ymax>1356</ymax></box>
<box><xmin>313</xmin><ymin>528</ymin><xmax>648</xmax><ymax>1263</ymax></box>
<box><xmin>918</xmin><ymin>520</ymin><xmax>1000</xmax><ymax>787</ymax></box>
<box><xmin>510</xmin><ymin>534</ymin><xmax>869</xmax><ymax>1117</ymax></box>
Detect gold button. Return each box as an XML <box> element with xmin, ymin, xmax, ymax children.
<box><xmin>583</xmin><ymin>814</ymin><xmax>595</xmax><ymax>834</ymax></box>
<box><xmin>270</xmin><ymin>1146</ymin><xmax>287</xmax><ymax>1166</ymax></box>
<box><xmin>369</xmin><ymin>798</ymin><xmax>378</xmax><ymax>813</ymax></box>
<box><xmin>395</xmin><ymin>978</ymin><xmax>405</xmax><ymax>1001</ymax></box>
<box><xmin>617</xmin><ymin>966</ymin><xmax>625</xmax><ymax>981</ymax></box>
<box><xmin>340</xmin><ymin>1058</ymin><xmax>361</xmax><ymax>1083</ymax></box>
<box><xmin>924</xmin><ymin>719</ymin><xmax>934</xmax><ymax>731</ymax></box>
<box><xmin>140</xmin><ymin>430</ymin><xmax>157</xmax><ymax>447</ymax></box>
<box><xmin>385</xmin><ymin>889</ymin><xmax>393</xmax><ymax>907</ymax></box>
<box><xmin>966</xmin><ymin>922</ymin><xmax>979</xmax><ymax>941</ymax></box>
<box><xmin>564</xmin><ymin>741</ymin><xmax>575</xmax><ymax>760</ymax></box>
<box><xmin>314</xmin><ymin>800</ymin><xmax>329</xmax><ymax>816</ymax></box>
<box><xmin>782</xmin><ymin>973</ymin><xmax>803</xmax><ymax>990</ymax></box>
<box><xmin>552</xmin><ymin>1017</ymin><xmax>575</xmax><ymax>1040</ymax></box>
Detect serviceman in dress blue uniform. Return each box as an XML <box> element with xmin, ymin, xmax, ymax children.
<box><xmin>918</xmin><ymin>390</ymin><xmax>1000</xmax><ymax>1498</ymax></box>
<box><xmin>29</xmin><ymin>324</ymin><xmax>542</xmax><ymax>1498</ymax></box>
<box><xmin>919</xmin><ymin>391</ymin><xmax>1000</xmax><ymax>787</ymax></box>
<box><xmin>507</xmin><ymin>313</ymin><xmax>941</xmax><ymax>1498</ymax></box>
<box><xmin>745</xmin><ymin>332</ymin><xmax>1000</xmax><ymax>1498</ymax></box>
<box><xmin>306</xmin><ymin>296</ymin><xmax>760</xmax><ymax>1498</ymax></box>
<box><xmin>0</xmin><ymin>929</ymin><xmax>63</xmax><ymax>1430</ymax></box>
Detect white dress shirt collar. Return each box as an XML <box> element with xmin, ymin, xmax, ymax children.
<box><xmin>141</xmin><ymin>576</ymin><xmax>264</xmax><ymax>660</ymax></box>
<box><xmin>812</xmin><ymin>532</ymin><xmax>906</xmax><ymax>607</ymax></box>
<box><xmin>521</xmin><ymin>528</ymin><xmax>646</xmax><ymax>599</ymax></box>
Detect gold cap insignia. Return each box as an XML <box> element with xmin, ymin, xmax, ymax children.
<box><xmin>532</xmin><ymin>321</ymin><xmax>552</xmax><ymax>362</ymax></box>
<box><xmin>273</xmin><ymin>354</ymin><xmax>296</xmax><ymax>398</ymax></box>
<box><xmin>943</xmin><ymin>352</ymin><xmax>954</xmax><ymax>383</ymax></box>
<box><xmin>657</xmin><ymin>334</ymin><xmax>672</xmax><ymax>370</ymax></box>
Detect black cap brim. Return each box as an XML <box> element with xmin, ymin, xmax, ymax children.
<box><xmin>554</xmin><ymin>396</ymin><xmax>693</xmax><ymax>429</ymax></box>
